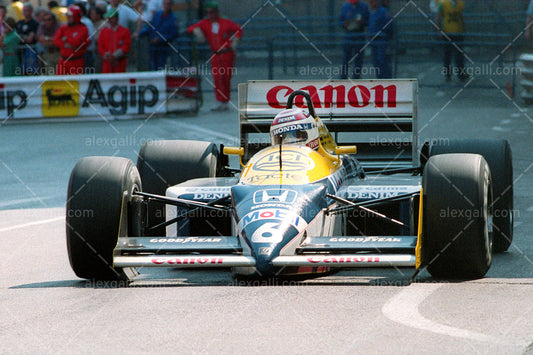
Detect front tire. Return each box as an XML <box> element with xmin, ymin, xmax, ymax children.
<box><xmin>422</xmin><ymin>153</ymin><xmax>492</xmax><ymax>279</ymax></box>
<box><xmin>66</xmin><ymin>157</ymin><xmax>141</xmax><ymax>281</ymax></box>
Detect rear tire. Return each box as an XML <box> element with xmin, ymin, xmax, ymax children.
<box><xmin>422</xmin><ymin>153</ymin><xmax>492</xmax><ymax>279</ymax></box>
<box><xmin>428</xmin><ymin>139</ymin><xmax>513</xmax><ymax>252</ymax></box>
<box><xmin>136</xmin><ymin>140</ymin><xmax>219</xmax><ymax>236</ymax></box>
<box><xmin>66</xmin><ymin>157</ymin><xmax>141</xmax><ymax>281</ymax></box>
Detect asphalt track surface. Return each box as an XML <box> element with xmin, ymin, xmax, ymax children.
<box><xmin>2</xmin><ymin>82</ymin><xmax>533</xmax><ymax>354</ymax></box>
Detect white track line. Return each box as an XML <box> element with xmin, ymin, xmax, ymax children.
<box><xmin>0</xmin><ymin>216</ymin><xmax>64</xmax><ymax>233</ymax></box>
<box><xmin>382</xmin><ymin>283</ymin><xmax>499</xmax><ymax>343</ymax></box>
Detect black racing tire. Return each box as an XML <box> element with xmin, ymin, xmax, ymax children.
<box><xmin>66</xmin><ymin>156</ymin><xmax>141</xmax><ymax>281</ymax></box>
<box><xmin>136</xmin><ymin>140</ymin><xmax>219</xmax><ymax>236</ymax></box>
<box><xmin>422</xmin><ymin>153</ymin><xmax>492</xmax><ymax>279</ymax></box>
<box><xmin>427</xmin><ymin>139</ymin><xmax>513</xmax><ymax>252</ymax></box>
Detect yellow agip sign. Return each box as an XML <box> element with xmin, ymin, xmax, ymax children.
<box><xmin>42</xmin><ymin>81</ymin><xmax>80</xmax><ymax>117</ymax></box>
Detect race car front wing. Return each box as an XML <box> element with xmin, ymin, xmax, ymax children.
<box><xmin>113</xmin><ymin>236</ymin><xmax>417</xmax><ymax>268</ymax></box>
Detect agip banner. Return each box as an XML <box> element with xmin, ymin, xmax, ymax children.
<box><xmin>0</xmin><ymin>71</ymin><xmax>194</xmax><ymax>120</ymax></box>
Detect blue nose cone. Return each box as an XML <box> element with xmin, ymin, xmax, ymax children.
<box><xmin>232</xmin><ymin>184</ymin><xmax>327</xmax><ymax>277</ymax></box>
<box><xmin>249</xmin><ymin>220</ymin><xmax>302</xmax><ymax>276</ymax></box>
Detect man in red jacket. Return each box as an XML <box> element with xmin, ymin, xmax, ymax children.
<box><xmin>54</xmin><ymin>5</ymin><xmax>89</xmax><ymax>75</ymax></box>
<box><xmin>187</xmin><ymin>2</ymin><xmax>242</xmax><ymax>111</ymax></box>
<box><xmin>98</xmin><ymin>9</ymin><xmax>131</xmax><ymax>73</ymax></box>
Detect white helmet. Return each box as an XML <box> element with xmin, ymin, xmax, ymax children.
<box><xmin>269</xmin><ymin>108</ymin><xmax>319</xmax><ymax>150</ymax></box>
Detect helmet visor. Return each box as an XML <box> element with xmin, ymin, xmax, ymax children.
<box><xmin>272</xmin><ymin>130</ymin><xmax>308</xmax><ymax>145</ymax></box>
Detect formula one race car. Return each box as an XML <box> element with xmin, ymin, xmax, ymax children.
<box><xmin>66</xmin><ymin>79</ymin><xmax>513</xmax><ymax>281</ymax></box>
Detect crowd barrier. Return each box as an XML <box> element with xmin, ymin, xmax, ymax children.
<box><xmin>1</xmin><ymin>71</ymin><xmax>200</xmax><ymax>121</ymax></box>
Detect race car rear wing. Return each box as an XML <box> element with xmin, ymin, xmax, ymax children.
<box><xmin>238</xmin><ymin>79</ymin><xmax>419</xmax><ymax>170</ymax></box>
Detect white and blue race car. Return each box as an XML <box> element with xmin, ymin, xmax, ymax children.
<box><xmin>66</xmin><ymin>80</ymin><xmax>513</xmax><ymax>281</ymax></box>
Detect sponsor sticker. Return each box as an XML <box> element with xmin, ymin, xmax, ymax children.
<box><xmin>152</xmin><ymin>257</ymin><xmax>224</xmax><ymax>265</ymax></box>
<box><xmin>346</xmin><ymin>185</ymin><xmax>418</xmax><ymax>200</ymax></box>
<box><xmin>271</xmin><ymin>123</ymin><xmax>313</xmax><ymax>136</ymax></box>
<box><xmin>149</xmin><ymin>237</ymin><xmax>223</xmax><ymax>243</ymax></box>
<box><xmin>42</xmin><ymin>81</ymin><xmax>79</xmax><ymax>117</ymax></box>
<box><xmin>328</xmin><ymin>237</ymin><xmax>401</xmax><ymax>243</ymax></box>
<box><xmin>238</xmin><ymin>208</ymin><xmax>307</xmax><ymax>232</ymax></box>
<box><xmin>253</xmin><ymin>151</ymin><xmax>315</xmax><ymax>172</ymax></box>
<box><xmin>178</xmin><ymin>193</ymin><xmax>228</xmax><ymax>200</ymax></box>
<box><xmin>258</xmin><ymin>247</ymin><xmax>273</xmax><ymax>255</ymax></box>
<box><xmin>253</xmin><ymin>189</ymin><xmax>298</xmax><ymax>204</ymax></box>
<box><xmin>307</xmin><ymin>256</ymin><xmax>380</xmax><ymax>264</ymax></box>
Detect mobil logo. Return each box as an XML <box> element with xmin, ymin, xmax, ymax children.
<box><xmin>238</xmin><ymin>208</ymin><xmax>305</xmax><ymax>231</ymax></box>
<box><xmin>266</xmin><ymin>84</ymin><xmax>397</xmax><ymax>109</ymax></box>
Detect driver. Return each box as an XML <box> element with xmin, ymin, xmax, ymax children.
<box><xmin>269</xmin><ymin>108</ymin><xmax>320</xmax><ymax>150</ymax></box>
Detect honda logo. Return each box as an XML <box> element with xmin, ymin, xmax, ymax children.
<box><xmin>253</xmin><ymin>189</ymin><xmax>298</xmax><ymax>204</ymax></box>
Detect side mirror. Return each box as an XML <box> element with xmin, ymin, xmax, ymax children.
<box><xmin>223</xmin><ymin>146</ymin><xmax>245</xmax><ymax>168</ymax></box>
<box><xmin>335</xmin><ymin>146</ymin><xmax>357</xmax><ymax>155</ymax></box>
<box><xmin>223</xmin><ymin>147</ymin><xmax>244</xmax><ymax>156</ymax></box>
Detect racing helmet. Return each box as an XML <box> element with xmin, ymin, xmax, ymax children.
<box><xmin>270</xmin><ymin>108</ymin><xmax>319</xmax><ymax>150</ymax></box>
<box><xmin>67</xmin><ymin>5</ymin><xmax>82</xmax><ymax>23</ymax></box>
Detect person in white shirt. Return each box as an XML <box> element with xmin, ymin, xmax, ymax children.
<box><xmin>107</xmin><ymin>0</ymin><xmax>141</xmax><ymax>35</ymax></box>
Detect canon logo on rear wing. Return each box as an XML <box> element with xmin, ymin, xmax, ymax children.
<box><xmin>266</xmin><ymin>84</ymin><xmax>397</xmax><ymax>109</ymax></box>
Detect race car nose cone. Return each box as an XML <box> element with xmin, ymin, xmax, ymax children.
<box><xmin>233</xmin><ymin>184</ymin><xmax>327</xmax><ymax>277</ymax></box>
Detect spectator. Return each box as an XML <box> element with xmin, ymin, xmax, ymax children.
<box><xmin>368</xmin><ymin>0</ymin><xmax>393</xmax><ymax>79</ymax></box>
<box><xmin>74</xmin><ymin>2</ymin><xmax>95</xmax><ymax>72</ymax></box>
<box><xmin>98</xmin><ymin>9</ymin><xmax>131</xmax><ymax>73</ymax></box>
<box><xmin>0</xmin><ymin>6</ymin><xmax>5</xmax><ymax>33</ymax></box>
<box><xmin>34</xmin><ymin>6</ymin><xmax>48</xmax><ymax>62</ymax></box>
<box><xmin>140</xmin><ymin>0</ymin><xmax>162</xmax><ymax>21</ymax></box>
<box><xmin>436</xmin><ymin>0</ymin><xmax>468</xmax><ymax>81</ymax></box>
<box><xmin>187</xmin><ymin>1</ymin><xmax>242</xmax><ymax>111</ymax></box>
<box><xmin>429</xmin><ymin>0</ymin><xmax>439</xmax><ymax>21</ymax></box>
<box><xmin>526</xmin><ymin>0</ymin><xmax>533</xmax><ymax>40</ymax></box>
<box><xmin>107</xmin><ymin>0</ymin><xmax>141</xmax><ymax>36</ymax></box>
<box><xmin>6</xmin><ymin>0</ymin><xmax>23</xmax><ymax>22</ymax></box>
<box><xmin>0</xmin><ymin>6</ymin><xmax>6</xmax><ymax>73</ymax></box>
<box><xmin>48</xmin><ymin>1</ymin><xmax>67</xmax><ymax>24</ymax></box>
<box><xmin>16</xmin><ymin>3</ymin><xmax>39</xmax><ymax>75</ymax></box>
<box><xmin>54</xmin><ymin>5</ymin><xmax>89</xmax><ymax>75</ymax></box>
<box><xmin>134</xmin><ymin>0</ymin><xmax>150</xmax><ymax>71</ymax></box>
<box><xmin>339</xmin><ymin>0</ymin><xmax>369</xmax><ymax>79</ymax></box>
<box><xmin>37</xmin><ymin>11</ymin><xmax>60</xmax><ymax>74</ymax></box>
<box><xmin>89</xmin><ymin>6</ymin><xmax>105</xmax><ymax>38</ymax></box>
<box><xmin>94</xmin><ymin>1</ymin><xmax>108</xmax><ymax>15</ymax></box>
<box><xmin>141</xmin><ymin>0</ymin><xmax>178</xmax><ymax>71</ymax></box>
<box><xmin>0</xmin><ymin>17</ymin><xmax>20</xmax><ymax>76</ymax></box>
<box><xmin>89</xmin><ymin>5</ymin><xmax>105</xmax><ymax>72</ymax></box>
<box><xmin>34</xmin><ymin>6</ymin><xmax>48</xmax><ymax>24</ymax></box>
